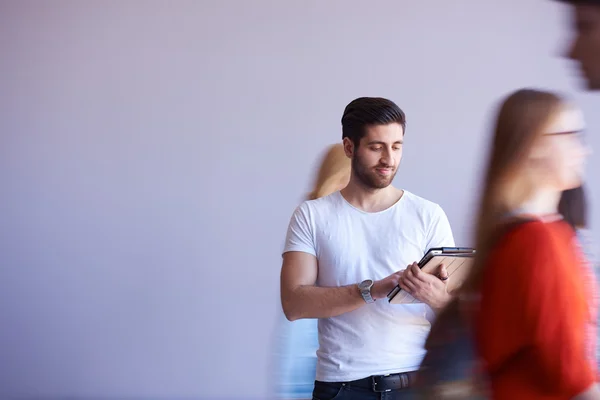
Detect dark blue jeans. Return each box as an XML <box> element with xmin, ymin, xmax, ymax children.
<box><xmin>312</xmin><ymin>380</ymin><xmax>414</xmax><ymax>400</ymax></box>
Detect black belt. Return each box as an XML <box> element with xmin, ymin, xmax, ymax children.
<box><xmin>345</xmin><ymin>371</ymin><xmax>417</xmax><ymax>392</ymax></box>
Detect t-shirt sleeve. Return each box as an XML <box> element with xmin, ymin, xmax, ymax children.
<box><xmin>282</xmin><ymin>202</ymin><xmax>316</xmax><ymax>257</ymax></box>
<box><xmin>425</xmin><ymin>204</ymin><xmax>455</xmax><ymax>250</ymax></box>
<box><xmin>478</xmin><ymin>223</ymin><xmax>595</xmax><ymax>397</ymax></box>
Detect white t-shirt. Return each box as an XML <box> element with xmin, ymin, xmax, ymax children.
<box><xmin>282</xmin><ymin>190</ymin><xmax>455</xmax><ymax>382</ymax></box>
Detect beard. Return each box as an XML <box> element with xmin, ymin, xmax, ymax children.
<box><xmin>351</xmin><ymin>153</ymin><xmax>397</xmax><ymax>190</ymax></box>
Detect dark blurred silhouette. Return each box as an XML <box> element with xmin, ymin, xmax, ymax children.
<box><xmin>559</xmin><ymin>185</ymin><xmax>588</xmax><ymax>230</ymax></box>
<box><xmin>558</xmin><ymin>0</ymin><xmax>600</xmax><ymax>90</ymax></box>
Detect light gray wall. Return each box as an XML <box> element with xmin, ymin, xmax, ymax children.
<box><xmin>0</xmin><ymin>0</ymin><xmax>597</xmax><ymax>399</ymax></box>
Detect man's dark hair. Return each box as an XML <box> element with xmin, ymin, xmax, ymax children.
<box><xmin>341</xmin><ymin>97</ymin><xmax>406</xmax><ymax>147</ymax></box>
<box><xmin>559</xmin><ymin>185</ymin><xmax>588</xmax><ymax>230</ymax></box>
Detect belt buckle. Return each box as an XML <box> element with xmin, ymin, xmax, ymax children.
<box><xmin>400</xmin><ymin>373</ymin><xmax>409</xmax><ymax>389</ymax></box>
<box><xmin>371</xmin><ymin>375</ymin><xmax>391</xmax><ymax>393</ymax></box>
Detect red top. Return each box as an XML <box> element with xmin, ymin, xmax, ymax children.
<box><xmin>476</xmin><ymin>220</ymin><xmax>597</xmax><ymax>400</ymax></box>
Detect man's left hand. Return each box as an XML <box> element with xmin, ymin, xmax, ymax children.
<box><xmin>398</xmin><ymin>262</ymin><xmax>451</xmax><ymax>311</ymax></box>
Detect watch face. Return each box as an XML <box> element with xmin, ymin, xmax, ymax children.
<box><xmin>359</xmin><ymin>279</ymin><xmax>373</xmax><ymax>290</ymax></box>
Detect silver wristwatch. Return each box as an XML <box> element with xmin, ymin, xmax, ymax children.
<box><xmin>358</xmin><ymin>279</ymin><xmax>375</xmax><ymax>304</ymax></box>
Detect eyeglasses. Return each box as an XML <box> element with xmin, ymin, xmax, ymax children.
<box><xmin>544</xmin><ymin>130</ymin><xmax>588</xmax><ymax>145</ymax></box>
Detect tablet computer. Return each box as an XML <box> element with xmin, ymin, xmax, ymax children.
<box><xmin>387</xmin><ymin>247</ymin><xmax>476</xmax><ymax>304</ymax></box>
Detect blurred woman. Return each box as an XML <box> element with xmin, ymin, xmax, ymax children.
<box><xmin>465</xmin><ymin>89</ymin><xmax>597</xmax><ymax>399</ymax></box>
<box><xmin>276</xmin><ymin>143</ymin><xmax>350</xmax><ymax>399</ymax></box>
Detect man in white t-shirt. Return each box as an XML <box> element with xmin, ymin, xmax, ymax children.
<box><xmin>280</xmin><ymin>97</ymin><xmax>455</xmax><ymax>400</ymax></box>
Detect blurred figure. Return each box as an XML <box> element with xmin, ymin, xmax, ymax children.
<box><xmin>560</xmin><ymin>186</ymin><xmax>589</xmax><ymax>232</ymax></box>
<box><xmin>470</xmin><ymin>89</ymin><xmax>596</xmax><ymax>399</ymax></box>
<box><xmin>559</xmin><ymin>185</ymin><xmax>595</xmax><ymax>265</ymax></box>
<box><xmin>281</xmin><ymin>97</ymin><xmax>455</xmax><ymax>400</ymax></box>
<box><xmin>276</xmin><ymin>144</ymin><xmax>350</xmax><ymax>400</ymax></box>
<box><xmin>559</xmin><ymin>185</ymin><xmax>600</xmax><ymax>366</ymax></box>
<box><xmin>307</xmin><ymin>144</ymin><xmax>351</xmax><ymax>201</ymax></box>
<box><xmin>416</xmin><ymin>89</ymin><xmax>596</xmax><ymax>400</ymax></box>
<box><xmin>559</xmin><ymin>0</ymin><xmax>600</xmax><ymax>90</ymax></box>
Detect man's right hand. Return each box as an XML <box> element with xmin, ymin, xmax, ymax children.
<box><xmin>371</xmin><ymin>270</ymin><xmax>404</xmax><ymax>300</ymax></box>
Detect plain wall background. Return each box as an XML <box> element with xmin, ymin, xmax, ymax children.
<box><xmin>1</xmin><ymin>0</ymin><xmax>598</xmax><ymax>399</ymax></box>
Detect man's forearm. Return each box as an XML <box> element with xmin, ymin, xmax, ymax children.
<box><xmin>282</xmin><ymin>284</ymin><xmax>366</xmax><ymax>321</ymax></box>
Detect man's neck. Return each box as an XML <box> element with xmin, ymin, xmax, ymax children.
<box><xmin>340</xmin><ymin>179</ymin><xmax>403</xmax><ymax>213</ymax></box>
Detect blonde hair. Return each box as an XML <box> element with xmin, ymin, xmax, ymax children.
<box><xmin>307</xmin><ymin>144</ymin><xmax>351</xmax><ymax>200</ymax></box>
<box><xmin>462</xmin><ymin>89</ymin><xmax>565</xmax><ymax>294</ymax></box>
